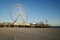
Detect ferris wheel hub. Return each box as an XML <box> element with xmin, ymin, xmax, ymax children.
<box><xmin>10</xmin><ymin>4</ymin><xmax>28</xmax><ymax>25</ymax></box>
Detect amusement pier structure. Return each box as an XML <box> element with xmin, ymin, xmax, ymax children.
<box><xmin>0</xmin><ymin>4</ymin><xmax>50</xmax><ymax>28</ymax></box>
<box><xmin>0</xmin><ymin>21</ymin><xmax>50</xmax><ymax>28</ymax></box>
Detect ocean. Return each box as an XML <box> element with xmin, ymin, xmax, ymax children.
<box><xmin>31</xmin><ymin>26</ymin><xmax>60</xmax><ymax>28</ymax></box>
<box><xmin>48</xmin><ymin>26</ymin><xmax>60</xmax><ymax>28</ymax></box>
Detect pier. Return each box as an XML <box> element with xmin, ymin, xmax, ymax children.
<box><xmin>0</xmin><ymin>22</ymin><xmax>49</xmax><ymax>28</ymax></box>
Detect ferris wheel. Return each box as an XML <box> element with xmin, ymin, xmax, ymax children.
<box><xmin>10</xmin><ymin>4</ymin><xmax>28</xmax><ymax>25</ymax></box>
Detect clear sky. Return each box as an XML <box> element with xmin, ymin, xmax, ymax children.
<box><xmin>0</xmin><ymin>0</ymin><xmax>60</xmax><ymax>26</ymax></box>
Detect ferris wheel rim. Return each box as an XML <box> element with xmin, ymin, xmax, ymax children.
<box><xmin>10</xmin><ymin>4</ymin><xmax>28</xmax><ymax>24</ymax></box>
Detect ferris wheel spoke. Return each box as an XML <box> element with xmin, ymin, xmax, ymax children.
<box><xmin>10</xmin><ymin>4</ymin><xmax>28</xmax><ymax>25</ymax></box>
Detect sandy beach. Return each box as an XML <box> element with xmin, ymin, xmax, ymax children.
<box><xmin>0</xmin><ymin>28</ymin><xmax>60</xmax><ymax>40</ymax></box>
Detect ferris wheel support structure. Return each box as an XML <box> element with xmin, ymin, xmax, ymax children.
<box><xmin>10</xmin><ymin>4</ymin><xmax>28</xmax><ymax>25</ymax></box>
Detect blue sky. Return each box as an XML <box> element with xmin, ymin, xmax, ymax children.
<box><xmin>0</xmin><ymin>0</ymin><xmax>60</xmax><ymax>26</ymax></box>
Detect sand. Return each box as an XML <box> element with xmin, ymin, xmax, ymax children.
<box><xmin>0</xmin><ymin>28</ymin><xmax>60</xmax><ymax>40</ymax></box>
